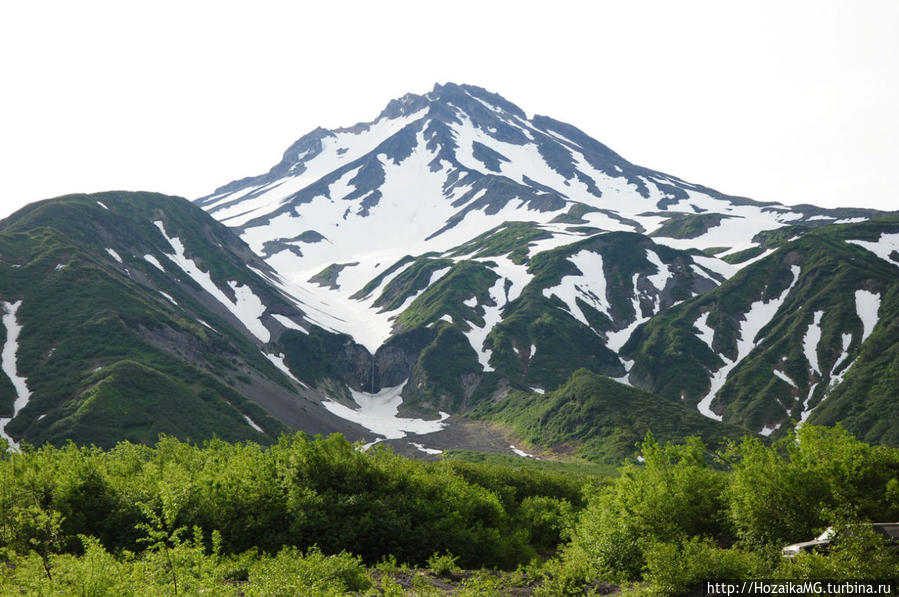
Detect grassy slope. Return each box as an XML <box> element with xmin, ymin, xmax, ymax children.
<box><xmin>0</xmin><ymin>193</ymin><xmax>290</xmax><ymax>446</ymax></box>
<box><xmin>474</xmin><ymin>369</ymin><xmax>750</xmax><ymax>464</ymax></box>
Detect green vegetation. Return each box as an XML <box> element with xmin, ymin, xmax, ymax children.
<box><xmin>545</xmin><ymin>425</ymin><xmax>899</xmax><ymax>594</ymax></box>
<box><xmin>0</xmin><ymin>192</ymin><xmax>300</xmax><ymax>447</ymax></box>
<box><xmin>2</xmin><ymin>425</ymin><xmax>897</xmax><ymax>595</ymax></box>
<box><xmin>474</xmin><ymin>369</ymin><xmax>748</xmax><ymax>464</ymax></box>
<box><xmin>372</xmin><ymin>255</ymin><xmax>455</xmax><ymax>312</ymax></box>
<box><xmin>549</xmin><ymin>202</ymin><xmax>601</xmax><ymax>224</ymax></box>
<box><xmin>0</xmin><ymin>432</ymin><xmax>592</xmax><ymax>593</ymax></box>
<box><xmin>650</xmin><ymin>212</ymin><xmax>734</xmax><ymax>239</ymax></box>
<box><xmin>350</xmin><ymin>255</ymin><xmax>415</xmax><ymax>300</ymax></box>
<box><xmin>721</xmin><ymin>245</ymin><xmax>766</xmax><ymax>264</ymax></box>
<box><xmin>307</xmin><ymin>261</ymin><xmax>358</xmax><ymax>289</ymax></box>
<box><xmin>445</xmin><ymin>221</ymin><xmax>552</xmax><ymax>264</ymax></box>
<box><xmin>393</xmin><ymin>260</ymin><xmax>499</xmax><ymax>331</ymax></box>
<box><xmin>404</xmin><ymin>324</ymin><xmax>483</xmax><ymax>412</ymax></box>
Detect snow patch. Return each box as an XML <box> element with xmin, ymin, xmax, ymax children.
<box><xmin>0</xmin><ymin>301</ymin><xmax>32</xmax><ymax>449</ymax></box>
<box><xmin>798</xmin><ymin>382</ymin><xmax>820</xmax><ymax>424</ymax></box>
<box><xmin>831</xmin><ymin>333</ymin><xmax>853</xmax><ymax>374</ymax></box>
<box><xmin>694</xmin><ymin>312</ymin><xmax>715</xmax><ymax>350</ymax></box>
<box><xmin>463</xmin><ymin>276</ymin><xmax>506</xmax><ymax>371</ymax></box>
<box><xmin>322</xmin><ymin>381</ymin><xmax>449</xmax><ymax>441</ymax></box>
<box><xmin>158</xmin><ymin>291</ymin><xmax>178</xmax><ymax>306</ymax></box>
<box><xmin>542</xmin><ymin>249</ymin><xmax>610</xmax><ymax>325</ymax></box>
<box><xmin>96</xmin><ymin>201</ymin><xmax>109</xmax><ymax>210</ymax></box>
<box><xmin>263</xmin><ymin>352</ymin><xmax>306</xmax><ymax>387</ymax></box>
<box><xmin>242</xmin><ymin>414</ymin><xmax>265</xmax><ymax>434</ymax></box>
<box><xmin>773</xmin><ymin>369</ymin><xmax>798</xmax><ymax>388</ymax></box>
<box><xmin>605</xmin><ymin>273</ymin><xmax>650</xmax><ymax>353</ymax></box>
<box><xmin>696</xmin><ymin>266</ymin><xmax>800</xmax><ymax>421</ymax></box>
<box><xmin>847</xmin><ymin>233</ymin><xmax>899</xmax><ymax>268</ymax></box>
<box><xmin>854</xmin><ymin>289</ymin><xmax>881</xmax><ymax>343</ymax></box>
<box><xmin>272</xmin><ymin>314</ymin><xmax>308</xmax><ymax>333</ymax></box>
<box><xmin>644</xmin><ymin>250</ymin><xmax>671</xmax><ymax>292</ymax></box>
<box><xmin>154</xmin><ymin>221</ymin><xmax>270</xmax><ymax>343</ymax></box>
<box><xmin>759</xmin><ymin>423</ymin><xmax>782</xmax><ymax>437</ymax></box>
<box><xmin>510</xmin><ymin>445</ymin><xmax>535</xmax><ymax>458</ymax></box>
<box><xmin>410</xmin><ymin>442</ymin><xmax>442</xmax><ymax>455</ymax></box>
<box><xmin>144</xmin><ymin>254</ymin><xmax>165</xmax><ymax>271</ymax></box>
<box><xmin>106</xmin><ymin>248</ymin><xmax>123</xmax><ymax>263</ymax></box>
<box><xmin>802</xmin><ymin>311</ymin><xmax>824</xmax><ymax>375</ymax></box>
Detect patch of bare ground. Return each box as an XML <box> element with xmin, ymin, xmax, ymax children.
<box><xmin>374</xmin><ymin>418</ymin><xmax>556</xmax><ymax>461</ymax></box>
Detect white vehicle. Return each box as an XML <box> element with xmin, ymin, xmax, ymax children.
<box><xmin>781</xmin><ymin>523</ymin><xmax>899</xmax><ymax>558</ymax></box>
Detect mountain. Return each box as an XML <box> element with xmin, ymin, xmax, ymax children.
<box><xmin>197</xmin><ymin>82</ymin><xmax>894</xmax><ymax>447</ymax></box>
<box><xmin>623</xmin><ymin>216</ymin><xmax>899</xmax><ymax>443</ymax></box>
<box><xmin>0</xmin><ymin>192</ymin><xmax>376</xmax><ymax>448</ymax></box>
<box><xmin>2</xmin><ymin>84</ymin><xmax>894</xmax><ymax>461</ymax></box>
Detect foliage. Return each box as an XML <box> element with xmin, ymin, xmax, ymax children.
<box><xmin>724</xmin><ymin>424</ymin><xmax>899</xmax><ymax>549</ymax></box>
<box><xmin>642</xmin><ymin>538</ymin><xmax>768</xmax><ymax>596</ymax></box>
<box><xmin>0</xmin><ymin>433</ymin><xmax>596</xmax><ymax>576</ymax></box>
<box><xmin>773</xmin><ymin>522</ymin><xmax>899</xmax><ymax>581</ymax></box>
<box><xmin>426</xmin><ymin>551</ymin><xmax>460</xmax><ymax>577</ymax></box>
<box><xmin>2</xmin><ymin>425</ymin><xmax>899</xmax><ymax>594</ymax></box>
<box><xmin>561</xmin><ymin>434</ymin><xmax>731</xmax><ymax>582</ymax></box>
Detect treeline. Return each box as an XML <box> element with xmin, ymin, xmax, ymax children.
<box><xmin>2</xmin><ymin>425</ymin><xmax>899</xmax><ymax>595</ymax></box>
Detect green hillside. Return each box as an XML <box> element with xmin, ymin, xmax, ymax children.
<box><xmin>623</xmin><ymin>216</ymin><xmax>899</xmax><ymax>440</ymax></box>
<box><xmin>0</xmin><ymin>192</ymin><xmax>348</xmax><ymax>447</ymax></box>
<box><xmin>474</xmin><ymin>369</ymin><xmax>750</xmax><ymax>464</ymax></box>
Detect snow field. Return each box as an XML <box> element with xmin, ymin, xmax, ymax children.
<box><xmin>321</xmin><ymin>381</ymin><xmax>449</xmax><ymax>441</ymax></box>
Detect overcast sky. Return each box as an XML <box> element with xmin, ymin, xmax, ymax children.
<box><xmin>1</xmin><ymin>0</ymin><xmax>897</xmax><ymax>220</ymax></box>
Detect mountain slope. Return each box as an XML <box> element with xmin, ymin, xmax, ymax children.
<box><xmin>473</xmin><ymin>369</ymin><xmax>749</xmax><ymax>464</ymax></box>
<box><xmin>0</xmin><ymin>192</ymin><xmax>375</xmax><ymax>448</ymax></box>
<box><xmin>196</xmin><ymin>82</ymin><xmax>895</xmax><ymax>450</ymax></box>
<box><xmin>621</xmin><ymin>216</ymin><xmax>899</xmax><ymax>440</ymax></box>
<box><xmin>198</xmin><ymin>82</ymin><xmax>879</xmax><ymax>361</ymax></box>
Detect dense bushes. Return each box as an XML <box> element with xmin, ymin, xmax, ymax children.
<box><xmin>0</xmin><ymin>432</ymin><xmax>579</xmax><ymax>574</ymax></box>
<box><xmin>3</xmin><ymin>424</ymin><xmax>899</xmax><ymax>595</ymax></box>
<box><xmin>548</xmin><ymin>424</ymin><xmax>899</xmax><ymax>594</ymax></box>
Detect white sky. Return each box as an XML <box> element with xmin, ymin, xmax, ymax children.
<box><xmin>1</xmin><ymin>0</ymin><xmax>897</xmax><ymax>220</ymax></box>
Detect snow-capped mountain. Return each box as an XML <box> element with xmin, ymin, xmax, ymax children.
<box><xmin>197</xmin><ymin>82</ymin><xmax>894</xmax><ymax>444</ymax></box>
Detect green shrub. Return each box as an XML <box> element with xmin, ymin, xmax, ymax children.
<box><xmin>643</xmin><ymin>538</ymin><xmax>768</xmax><ymax>596</ymax></box>
<box><xmin>427</xmin><ymin>550</ymin><xmax>461</xmax><ymax>577</ymax></box>
<box><xmin>562</xmin><ymin>434</ymin><xmax>730</xmax><ymax>582</ymax></box>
